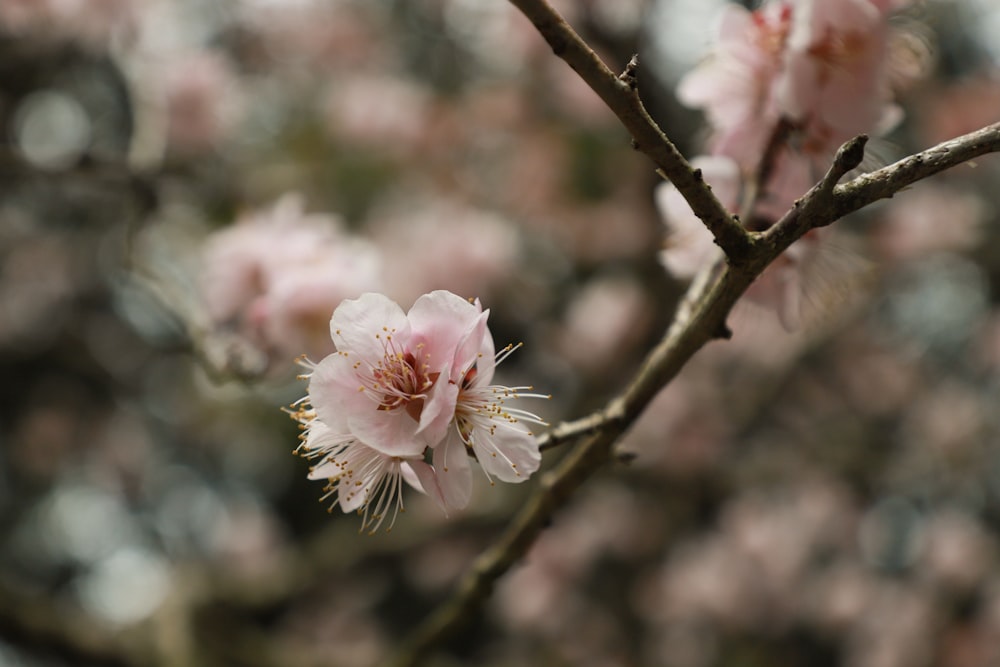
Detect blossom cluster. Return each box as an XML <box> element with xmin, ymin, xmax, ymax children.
<box><xmin>289</xmin><ymin>291</ymin><xmax>547</xmax><ymax>533</ymax></box>
<box><xmin>199</xmin><ymin>194</ymin><xmax>382</xmax><ymax>367</ymax></box>
<box><xmin>657</xmin><ymin>0</ymin><xmax>911</xmax><ymax>326</ymax></box>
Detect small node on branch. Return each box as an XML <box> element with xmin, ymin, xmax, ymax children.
<box><xmin>836</xmin><ymin>134</ymin><xmax>868</xmax><ymax>174</ymax></box>
<box><xmin>618</xmin><ymin>54</ymin><xmax>639</xmax><ymax>90</ymax></box>
<box><xmin>616</xmin><ymin>450</ymin><xmax>638</xmax><ymax>465</ymax></box>
<box><xmin>692</xmin><ymin>168</ymin><xmax>703</xmax><ymax>181</ymax></box>
<box><xmin>714</xmin><ymin>321</ymin><xmax>733</xmax><ymax>340</ymax></box>
<box><xmin>631</xmin><ymin>138</ymin><xmax>640</xmax><ymax>150</ymax></box>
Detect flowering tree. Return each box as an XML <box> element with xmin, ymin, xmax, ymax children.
<box><xmin>2</xmin><ymin>1</ymin><xmax>1000</xmax><ymax>666</ymax></box>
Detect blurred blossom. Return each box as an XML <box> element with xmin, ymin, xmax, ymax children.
<box><xmin>30</xmin><ymin>483</ymin><xmax>141</xmax><ymax>566</ymax></box>
<box><xmin>803</xmin><ymin>562</ymin><xmax>879</xmax><ymax>633</ymax></box>
<box><xmin>0</xmin><ymin>232</ymin><xmax>79</xmax><ymax>350</ymax></box>
<box><xmin>917</xmin><ymin>69</ymin><xmax>1000</xmax><ymax>144</ymax></box>
<box><xmin>0</xmin><ymin>0</ymin><xmax>139</xmax><ymax>47</ymax></box>
<box><xmin>648</xmin><ymin>480</ymin><xmax>858</xmax><ymax>634</ymax></box>
<box><xmin>238</xmin><ymin>0</ymin><xmax>383</xmax><ymax>70</ymax></box>
<box><xmin>845</xmin><ymin>585</ymin><xmax>936</xmax><ymax>667</ymax></box>
<box><xmin>900</xmin><ymin>381</ymin><xmax>986</xmax><ymax>459</ymax></box>
<box><xmin>207</xmin><ymin>495</ymin><xmax>287</xmax><ymax>576</ymax></box>
<box><xmin>556</xmin><ymin>275</ymin><xmax>652</xmax><ymax>375</ymax></box>
<box><xmin>443</xmin><ymin>0</ymin><xmax>537</xmax><ymax>74</ymax></box>
<box><xmin>370</xmin><ymin>198</ymin><xmax>521</xmax><ymax>307</ymax></box>
<box><xmin>876</xmin><ymin>184</ymin><xmax>985</xmax><ymax>261</ymax></box>
<box><xmin>163</xmin><ymin>50</ymin><xmax>243</xmax><ymax>155</ymax></box>
<box><xmin>323</xmin><ymin>74</ymin><xmax>433</xmax><ymax>156</ymax></box>
<box><xmin>917</xmin><ymin>510</ymin><xmax>995</xmax><ymax>592</ymax></box>
<box><xmin>624</xmin><ymin>380</ymin><xmax>728</xmax><ymax>475</ymax></box>
<box><xmin>676</xmin><ymin>0</ymin><xmax>907</xmax><ymax>173</ymax></box>
<box><xmin>76</xmin><ymin>547</ymin><xmax>171</xmax><ymax>625</ymax></box>
<box><xmin>199</xmin><ymin>194</ymin><xmax>382</xmax><ymax>371</ymax></box>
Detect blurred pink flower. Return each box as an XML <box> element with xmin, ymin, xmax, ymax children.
<box><xmin>677</xmin><ymin>3</ymin><xmax>792</xmax><ymax>170</ymax></box>
<box><xmin>0</xmin><ymin>0</ymin><xmax>139</xmax><ymax>47</ymax></box>
<box><xmin>876</xmin><ymin>185</ymin><xmax>985</xmax><ymax>261</ymax></box>
<box><xmin>323</xmin><ymin>74</ymin><xmax>433</xmax><ymax>156</ymax></box>
<box><xmin>776</xmin><ymin>0</ymin><xmax>904</xmax><ymax>158</ymax></box>
<box><xmin>370</xmin><ymin>199</ymin><xmax>522</xmax><ymax>307</ymax></box>
<box><xmin>656</xmin><ymin>155</ymin><xmax>862</xmax><ymax>329</ymax></box>
<box><xmin>199</xmin><ymin>194</ymin><xmax>381</xmax><ymax>367</ymax></box>
<box><xmin>680</xmin><ymin>0</ymin><xmax>905</xmax><ymax>175</ymax></box>
<box><xmin>164</xmin><ymin>51</ymin><xmax>242</xmax><ymax>155</ymax></box>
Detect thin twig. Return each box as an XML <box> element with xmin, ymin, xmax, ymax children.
<box><xmin>506</xmin><ymin>0</ymin><xmax>752</xmax><ymax>260</ymax></box>
<box><xmin>385</xmin><ymin>45</ymin><xmax>1000</xmax><ymax>667</ymax></box>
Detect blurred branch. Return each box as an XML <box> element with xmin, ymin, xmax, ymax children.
<box><xmin>505</xmin><ymin>0</ymin><xmax>753</xmax><ymax>259</ymax></box>
<box><xmin>386</xmin><ymin>10</ymin><xmax>1000</xmax><ymax>666</ymax></box>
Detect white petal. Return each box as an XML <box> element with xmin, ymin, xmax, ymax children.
<box><xmin>473</xmin><ymin>424</ymin><xmax>541</xmax><ymax>484</ymax></box>
<box><xmin>433</xmin><ymin>432</ymin><xmax>473</xmax><ymax>511</ymax></box>
<box><xmin>329</xmin><ymin>292</ymin><xmax>409</xmax><ymax>359</ymax></box>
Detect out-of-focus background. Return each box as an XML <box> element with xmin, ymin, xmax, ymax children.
<box><xmin>2</xmin><ymin>1</ymin><xmax>1000</xmax><ymax>665</ymax></box>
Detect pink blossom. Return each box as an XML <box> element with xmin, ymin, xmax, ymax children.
<box><xmin>370</xmin><ymin>199</ymin><xmax>522</xmax><ymax>307</ymax></box>
<box><xmin>199</xmin><ymin>194</ymin><xmax>381</xmax><ymax>367</ymax></box>
<box><xmin>0</xmin><ymin>0</ymin><xmax>139</xmax><ymax>48</ymax></box>
<box><xmin>292</xmin><ymin>407</ymin><xmax>438</xmax><ymax>534</ymax></box>
<box><xmin>676</xmin><ymin>3</ymin><xmax>792</xmax><ymax>169</ymax></box>
<box><xmin>294</xmin><ymin>290</ymin><xmax>546</xmax><ymax>527</ymax></box>
<box><xmin>306</xmin><ymin>292</ymin><xmax>474</xmax><ymax>458</ymax></box>
<box><xmin>323</xmin><ymin>74</ymin><xmax>433</xmax><ymax>156</ymax></box>
<box><xmin>164</xmin><ymin>51</ymin><xmax>242</xmax><ymax>155</ymax></box>
<box><xmin>776</xmin><ymin>0</ymin><xmax>903</xmax><ymax>159</ymax></box>
<box><xmin>677</xmin><ymin>0</ymin><xmax>907</xmax><ymax>175</ymax></box>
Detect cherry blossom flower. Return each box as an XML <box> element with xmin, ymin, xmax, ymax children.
<box><xmin>679</xmin><ymin>0</ymin><xmax>907</xmax><ymax>175</ymax></box>
<box><xmin>293</xmin><ymin>290</ymin><xmax>547</xmax><ymax>528</ymax></box>
<box><xmin>660</xmin><ymin>0</ymin><xmax>902</xmax><ymax>326</ymax></box>
<box><xmin>676</xmin><ymin>2</ymin><xmax>792</xmax><ymax>170</ymax></box>
<box><xmin>306</xmin><ymin>291</ymin><xmax>489</xmax><ymax>458</ymax></box>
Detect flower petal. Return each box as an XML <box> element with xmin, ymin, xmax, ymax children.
<box><xmin>472</xmin><ymin>424</ymin><xmax>541</xmax><ymax>484</ymax></box>
<box><xmin>329</xmin><ymin>292</ymin><xmax>410</xmax><ymax>359</ymax></box>
<box><xmin>433</xmin><ymin>432</ymin><xmax>473</xmax><ymax>511</ymax></box>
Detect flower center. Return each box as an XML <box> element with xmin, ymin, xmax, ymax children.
<box><xmin>360</xmin><ymin>333</ymin><xmax>437</xmax><ymax>421</ymax></box>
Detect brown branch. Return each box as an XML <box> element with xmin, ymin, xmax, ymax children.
<box><xmin>506</xmin><ymin>0</ymin><xmax>753</xmax><ymax>259</ymax></box>
<box><xmin>385</xmin><ymin>114</ymin><xmax>1000</xmax><ymax>667</ymax></box>
<box><xmin>383</xmin><ymin>5</ymin><xmax>1000</xmax><ymax>666</ymax></box>
<box><xmin>829</xmin><ymin>121</ymin><xmax>1000</xmax><ymax>219</ymax></box>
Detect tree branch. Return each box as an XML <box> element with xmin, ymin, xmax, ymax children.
<box><xmin>383</xmin><ymin>6</ymin><xmax>1000</xmax><ymax>666</ymax></box>
<box><xmin>506</xmin><ymin>0</ymin><xmax>752</xmax><ymax>259</ymax></box>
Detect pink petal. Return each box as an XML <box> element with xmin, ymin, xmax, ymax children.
<box><xmin>329</xmin><ymin>292</ymin><xmax>409</xmax><ymax>360</ymax></box>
